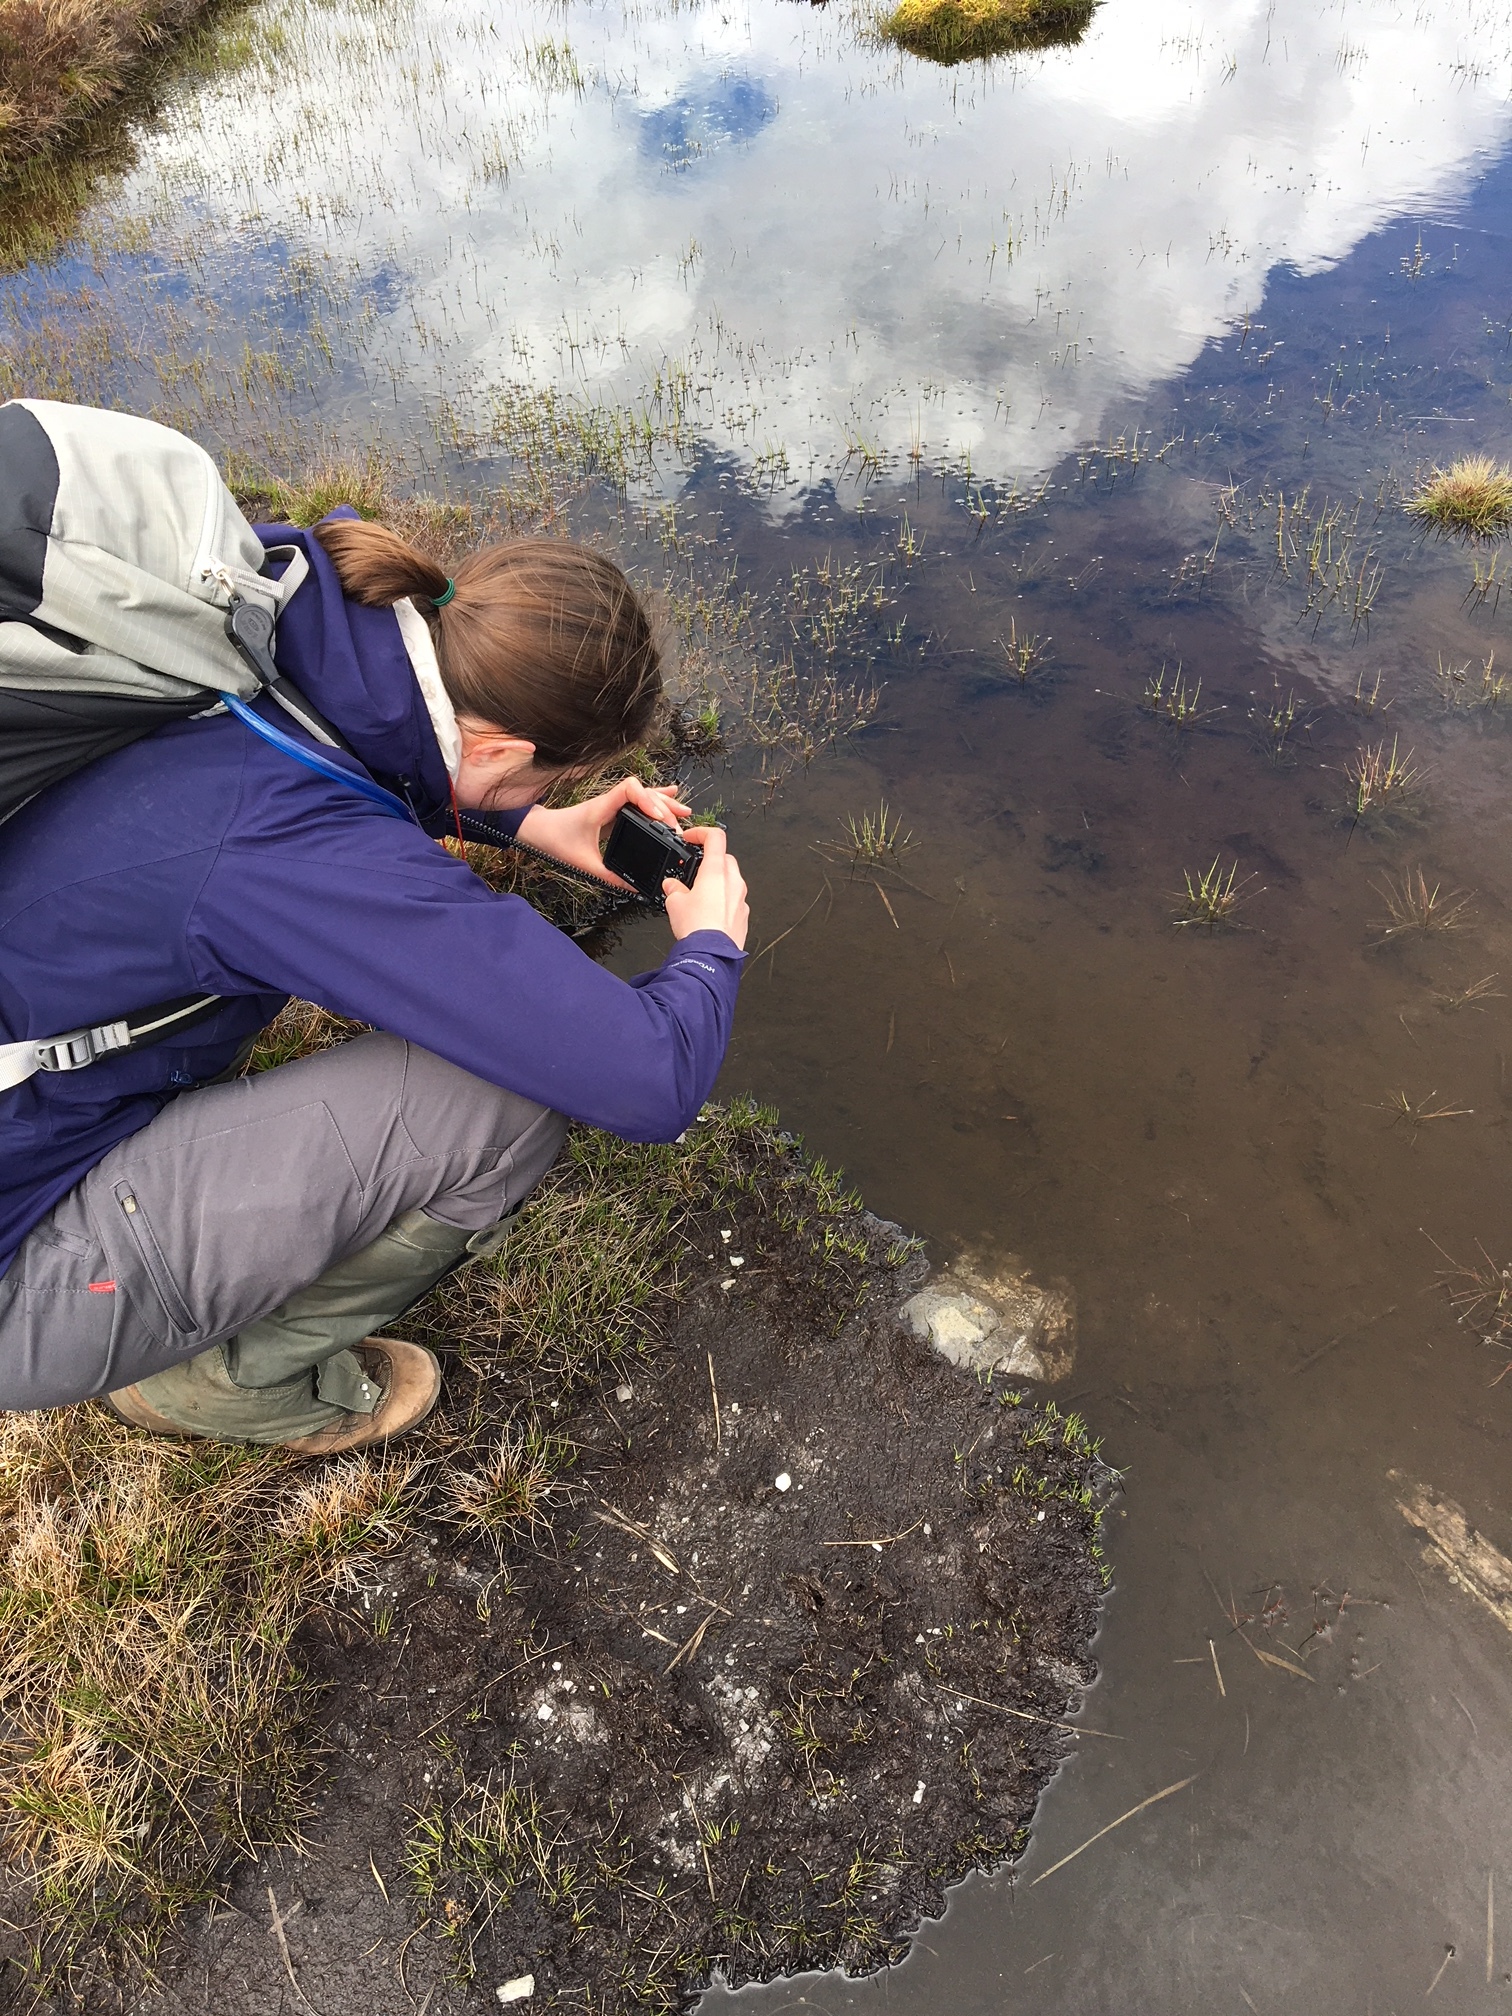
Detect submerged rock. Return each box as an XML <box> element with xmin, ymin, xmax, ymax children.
<box><xmin>902</xmin><ymin>1256</ymin><xmax>1076</xmax><ymax>1382</ymax></box>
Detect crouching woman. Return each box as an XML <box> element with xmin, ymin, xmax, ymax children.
<box><xmin>0</xmin><ymin>515</ymin><xmax>747</xmax><ymax>1451</ymax></box>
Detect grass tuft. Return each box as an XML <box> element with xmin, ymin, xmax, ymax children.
<box><xmin>1369</xmin><ymin>868</ymin><xmax>1471</xmax><ymax>944</ymax></box>
<box><xmin>1173</xmin><ymin>858</ymin><xmax>1261</xmax><ymax>932</ymax></box>
<box><xmin>0</xmin><ymin>1408</ymin><xmax>416</xmax><ymax>1989</ymax></box>
<box><xmin>877</xmin><ymin>0</ymin><xmax>1098</xmax><ymax>64</ymax></box>
<box><xmin>1405</xmin><ymin>457</ymin><xmax>1512</xmax><ymax>543</ymax></box>
<box><xmin>990</xmin><ymin>616</ymin><xmax>1050</xmax><ymax>686</ymax></box>
<box><xmin>816</xmin><ymin>801</ymin><xmax>916</xmax><ymax>871</ymax></box>
<box><xmin>1345</xmin><ymin>735</ymin><xmax>1421</xmax><ymax>822</ymax></box>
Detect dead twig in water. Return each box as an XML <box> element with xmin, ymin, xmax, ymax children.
<box><xmin>749</xmin><ymin>885</ymin><xmax>826</xmax><ymax>973</ymax></box>
<box><xmin>1425</xmin><ymin>1944</ymin><xmax>1455</xmax><ymax>1996</ymax></box>
<box><xmin>1030</xmin><ymin>1776</ymin><xmax>1197</xmax><ymax>1884</ymax></box>
<box><xmin>1242</xmin><ymin>1637</ymin><xmax>1315</xmax><ymax>1683</ymax></box>
<box><xmin>1208</xmin><ymin>1638</ymin><xmax>1226</xmax><ymax>1698</ymax></box>
<box><xmin>874</xmin><ymin>880</ymin><xmax>899</xmax><ymax>928</ymax></box>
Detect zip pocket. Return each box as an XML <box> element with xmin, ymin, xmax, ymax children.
<box><xmin>113</xmin><ymin>1182</ymin><xmax>197</xmax><ymax>1333</ymax></box>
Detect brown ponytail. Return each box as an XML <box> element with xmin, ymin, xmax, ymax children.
<box><xmin>312</xmin><ymin>517</ymin><xmax>662</xmax><ymax>769</ymax></box>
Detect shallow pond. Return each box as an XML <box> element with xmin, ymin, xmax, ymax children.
<box><xmin>8</xmin><ymin>0</ymin><xmax>1512</xmax><ymax>2006</ymax></box>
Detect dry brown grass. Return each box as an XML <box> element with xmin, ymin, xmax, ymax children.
<box><xmin>0</xmin><ymin>1405</ymin><xmax>420</xmax><ymax>1986</ymax></box>
<box><xmin>0</xmin><ymin>0</ymin><xmax>220</xmax><ymax>175</ymax></box>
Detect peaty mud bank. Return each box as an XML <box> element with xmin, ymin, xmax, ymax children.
<box><xmin>129</xmin><ymin>1108</ymin><xmax>1112</xmax><ymax>2016</ymax></box>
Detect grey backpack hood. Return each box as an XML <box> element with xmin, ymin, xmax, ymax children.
<box><xmin>0</xmin><ymin>397</ymin><xmax>304</xmax><ymax>704</ymax></box>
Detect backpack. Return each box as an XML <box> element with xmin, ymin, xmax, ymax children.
<box><xmin>0</xmin><ymin>398</ymin><xmax>341</xmax><ymax>1094</ymax></box>
<box><xmin>0</xmin><ymin>399</ymin><xmax>629</xmax><ymax>1099</ymax></box>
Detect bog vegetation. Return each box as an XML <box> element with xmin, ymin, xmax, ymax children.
<box><xmin>0</xmin><ymin>0</ymin><xmax>220</xmax><ymax>175</ymax></box>
<box><xmin>877</xmin><ymin>0</ymin><xmax>1098</xmax><ymax>64</ymax></box>
<box><xmin>1405</xmin><ymin>455</ymin><xmax>1512</xmax><ymax>543</ymax></box>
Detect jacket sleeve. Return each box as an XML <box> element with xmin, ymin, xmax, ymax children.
<box><xmin>187</xmin><ymin>774</ymin><xmax>743</xmax><ymax>1142</ymax></box>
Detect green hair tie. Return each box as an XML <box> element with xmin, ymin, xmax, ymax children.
<box><xmin>432</xmin><ymin>578</ymin><xmax>456</xmax><ymax>608</ymax></box>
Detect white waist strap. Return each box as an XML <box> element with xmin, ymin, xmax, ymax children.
<box><xmin>0</xmin><ymin>1018</ymin><xmax>132</xmax><ymax>1093</ymax></box>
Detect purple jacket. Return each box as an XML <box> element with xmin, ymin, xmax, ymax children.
<box><xmin>0</xmin><ymin>522</ymin><xmax>743</xmax><ymax>1274</ymax></box>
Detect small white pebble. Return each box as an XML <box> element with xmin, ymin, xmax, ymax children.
<box><xmin>676</xmin><ymin>1603</ymin><xmax>688</xmax><ymax>1614</ymax></box>
<box><xmin>537</xmin><ymin>1704</ymin><xmax>553</xmax><ymax>1722</ymax></box>
<box><xmin>871</xmin><ymin>1541</ymin><xmax>883</xmax><ymax>1553</ymax></box>
<box><xmin>1037</xmin><ymin>1510</ymin><xmax>1046</xmax><ymax>1521</ymax></box>
<box><xmin>915</xmin><ymin>1633</ymin><xmax>926</xmax><ymax>1644</ymax></box>
<box><xmin>923</xmin><ymin>1522</ymin><xmax>932</xmax><ymax>1537</ymax></box>
<box><xmin>615</xmin><ymin>1383</ymin><xmax>633</xmax><ymax>1402</ymax></box>
<box><xmin>551</xmin><ymin>1660</ymin><xmax>562</xmax><ymax>1672</ymax></box>
<box><xmin>720</xmin><ymin>1278</ymin><xmax>735</xmax><ymax>1292</ymax></box>
<box><xmin>730</xmin><ymin>1256</ymin><xmax>745</xmax><ymax>1267</ymax></box>
<box><xmin>913</xmin><ymin>1781</ymin><xmax>926</xmax><ymax>1805</ymax></box>
<box><xmin>720</xmin><ymin>1230</ymin><xmax>732</xmax><ymax>1241</ymax></box>
<box><xmin>775</xmin><ymin>1472</ymin><xmax>792</xmax><ymax>1493</ymax></box>
<box><xmin>497</xmin><ymin>1977</ymin><xmax>535</xmax><ymax>2005</ymax></box>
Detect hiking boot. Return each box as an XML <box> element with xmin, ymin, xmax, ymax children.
<box><xmin>107</xmin><ymin>1336</ymin><xmax>441</xmax><ymax>1453</ymax></box>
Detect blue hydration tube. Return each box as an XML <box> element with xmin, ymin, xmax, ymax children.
<box><xmin>223</xmin><ymin>693</ymin><xmax>417</xmax><ymax>823</ymax></box>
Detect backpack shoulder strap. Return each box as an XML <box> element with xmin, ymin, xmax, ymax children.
<box><xmin>0</xmin><ymin>994</ymin><xmax>223</xmax><ymax>1096</ymax></box>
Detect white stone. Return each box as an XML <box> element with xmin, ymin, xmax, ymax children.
<box><xmin>899</xmin><ymin>1259</ymin><xmax>1076</xmax><ymax>1382</ymax></box>
<box><xmin>497</xmin><ymin>1977</ymin><xmax>535</xmax><ymax>2004</ymax></box>
<box><xmin>774</xmin><ymin>1472</ymin><xmax>792</xmax><ymax>1493</ymax></box>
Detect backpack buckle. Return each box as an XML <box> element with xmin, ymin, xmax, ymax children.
<box><xmin>33</xmin><ymin>1021</ymin><xmax>132</xmax><ymax>1073</ymax></box>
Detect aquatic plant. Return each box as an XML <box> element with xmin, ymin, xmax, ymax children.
<box><xmin>1433</xmin><ymin>650</ymin><xmax>1508</xmax><ymax>710</ymax></box>
<box><xmin>1405</xmin><ymin>457</ymin><xmax>1512</xmax><ymax>543</ymax></box>
<box><xmin>992</xmin><ymin>616</ymin><xmax>1049</xmax><ymax>686</ymax></box>
<box><xmin>819</xmin><ymin>801</ymin><xmax>916</xmax><ymax>870</ymax></box>
<box><xmin>1253</xmin><ymin>685</ymin><xmax>1307</xmax><ymax>762</ymax></box>
<box><xmin>1345</xmin><ymin>735</ymin><xmax>1421</xmax><ymax>822</ymax></box>
<box><xmin>1351</xmin><ymin>669</ymin><xmax>1387</xmax><ymax>715</ymax></box>
<box><xmin>1372</xmin><ymin>1089</ymin><xmax>1473</xmax><ymax>1141</ymax></box>
<box><xmin>877</xmin><ymin>0</ymin><xmax>1098</xmax><ymax>65</ymax></box>
<box><xmin>1429</xmin><ymin>1238</ymin><xmax>1512</xmax><ymax>1350</ymax></box>
<box><xmin>1143</xmin><ymin>662</ymin><xmax>1204</xmax><ymax>727</ymax></box>
<box><xmin>1173</xmin><ymin>859</ymin><xmax>1260</xmax><ymax>932</ymax></box>
<box><xmin>1369</xmin><ymin>869</ymin><xmax>1471</xmax><ymax>944</ymax></box>
<box><xmin>1432</xmin><ymin>974</ymin><xmax>1503</xmax><ymax>1014</ymax></box>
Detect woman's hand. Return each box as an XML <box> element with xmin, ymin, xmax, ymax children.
<box><xmin>515</xmin><ymin>775</ymin><xmax>691</xmax><ymax>887</ymax></box>
<box><xmin>663</xmin><ymin>827</ymin><xmax>749</xmax><ymax>948</ymax></box>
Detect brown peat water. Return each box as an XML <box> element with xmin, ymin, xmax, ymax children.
<box><xmin>6</xmin><ymin>0</ymin><xmax>1512</xmax><ymax>2006</ymax></box>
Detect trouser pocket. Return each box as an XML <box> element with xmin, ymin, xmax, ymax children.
<box><xmin>113</xmin><ymin>1181</ymin><xmax>197</xmax><ymax>1334</ymax></box>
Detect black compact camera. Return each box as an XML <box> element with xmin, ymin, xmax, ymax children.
<box><xmin>602</xmin><ymin>806</ymin><xmax>705</xmax><ymax>906</ymax></box>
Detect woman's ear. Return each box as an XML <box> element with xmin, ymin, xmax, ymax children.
<box><xmin>453</xmin><ymin>718</ymin><xmax>547</xmax><ymax>811</ymax></box>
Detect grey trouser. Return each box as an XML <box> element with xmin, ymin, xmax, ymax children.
<box><xmin>0</xmin><ymin>1034</ymin><xmax>567</xmax><ymax>1414</ymax></box>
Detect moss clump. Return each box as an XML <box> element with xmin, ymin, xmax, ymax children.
<box><xmin>878</xmin><ymin>0</ymin><xmax>1098</xmax><ymax>64</ymax></box>
<box><xmin>1405</xmin><ymin>456</ymin><xmax>1512</xmax><ymax>543</ymax></box>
